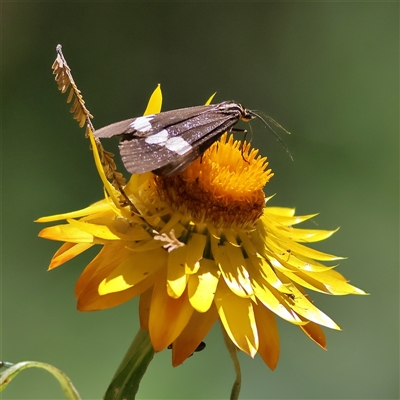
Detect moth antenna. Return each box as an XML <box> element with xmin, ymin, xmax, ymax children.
<box><xmin>249</xmin><ymin>110</ymin><xmax>293</xmax><ymax>160</ymax></box>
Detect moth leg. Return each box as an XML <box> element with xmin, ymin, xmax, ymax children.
<box><xmin>230</xmin><ymin>128</ymin><xmax>251</xmax><ymax>165</ymax></box>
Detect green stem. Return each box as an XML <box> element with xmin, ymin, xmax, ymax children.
<box><xmin>103</xmin><ymin>329</ymin><xmax>155</xmax><ymax>400</ymax></box>
<box><xmin>221</xmin><ymin>324</ymin><xmax>242</xmax><ymax>400</ymax></box>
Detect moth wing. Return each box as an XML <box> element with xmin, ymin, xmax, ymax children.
<box><xmin>120</xmin><ymin>139</ymin><xmax>204</xmax><ymax>175</ymax></box>
<box><xmin>94</xmin><ymin>104</ymin><xmax>216</xmax><ymax>139</ymax></box>
<box><xmin>135</xmin><ymin>104</ymin><xmax>215</xmax><ymax>135</ymax></box>
<box><xmin>120</xmin><ymin>112</ymin><xmax>240</xmax><ymax>176</ymax></box>
<box><xmin>166</xmin><ymin>112</ymin><xmax>239</xmax><ymax>146</ymax></box>
<box><xmin>94</xmin><ymin>118</ymin><xmax>136</xmax><ymax>138</ymax></box>
<box><xmin>153</xmin><ymin>113</ymin><xmax>240</xmax><ymax>176</ymax></box>
<box><xmin>119</xmin><ymin>138</ymin><xmax>174</xmax><ymax>174</ymax></box>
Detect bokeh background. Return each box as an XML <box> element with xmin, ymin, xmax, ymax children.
<box><xmin>2</xmin><ymin>2</ymin><xmax>398</xmax><ymax>399</ymax></box>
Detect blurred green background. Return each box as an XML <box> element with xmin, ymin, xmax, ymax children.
<box><xmin>2</xmin><ymin>2</ymin><xmax>398</xmax><ymax>399</ymax></box>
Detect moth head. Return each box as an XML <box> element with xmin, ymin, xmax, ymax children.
<box><xmin>240</xmin><ymin>108</ymin><xmax>256</xmax><ymax>122</ymax></box>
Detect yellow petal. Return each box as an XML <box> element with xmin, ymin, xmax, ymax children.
<box><xmin>274</xmin><ymin>252</ymin><xmax>337</xmax><ymax>273</ymax></box>
<box><xmin>75</xmin><ymin>243</ymin><xmax>130</xmax><ymax>298</ymax></box>
<box><xmin>143</xmin><ymin>84</ymin><xmax>162</xmax><ymax>115</ymax></box>
<box><xmin>304</xmin><ymin>270</ymin><xmax>367</xmax><ymax>295</ymax></box>
<box><xmin>264</xmin><ymin>210</ymin><xmax>319</xmax><ymax>226</ymax></box>
<box><xmin>222</xmin><ymin>229</ymin><xmax>240</xmax><ymax>246</ymax></box>
<box><xmin>126</xmin><ymin>239</ymin><xmax>166</xmax><ymax>252</ymax></box>
<box><xmin>36</xmin><ymin>200</ymin><xmax>111</xmax><ymax>223</ymax></box>
<box><xmin>249</xmin><ymin>267</ymin><xmax>306</xmax><ymax>325</ymax></box>
<box><xmin>125</xmin><ymin>172</ymin><xmax>154</xmax><ymax>198</ymax></box>
<box><xmin>253</xmin><ymin>302</ymin><xmax>280</xmax><ymax>370</ymax></box>
<box><xmin>67</xmin><ymin>219</ymin><xmax>121</xmax><ymax>241</ymax></box>
<box><xmin>277</xmin><ymin>269</ymin><xmax>332</xmax><ymax>294</ymax></box>
<box><xmin>160</xmin><ymin>212</ymin><xmax>185</xmax><ymax>236</ymax></box>
<box><xmin>39</xmin><ymin>224</ymin><xmax>94</xmax><ymax>243</ymax></box>
<box><xmin>172</xmin><ymin>305</ymin><xmax>218</xmax><ymax>366</ymax></box>
<box><xmin>48</xmin><ymin>242</ymin><xmax>93</xmax><ymax>270</ymax></box>
<box><xmin>77</xmin><ymin>244</ymin><xmax>160</xmax><ymax>311</ymax></box>
<box><xmin>205</xmin><ymin>92</ymin><xmax>216</xmax><ymax>105</ymax></box>
<box><xmin>254</xmin><ymin>254</ymin><xmax>286</xmax><ymax>291</ymax></box>
<box><xmin>149</xmin><ymin>278</ymin><xmax>193</xmax><ymax>351</ymax></box>
<box><xmin>215</xmin><ymin>280</ymin><xmax>258</xmax><ymax>357</ymax></box>
<box><xmin>299</xmin><ymin>321</ymin><xmax>327</xmax><ymax>349</ymax></box>
<box><xmin>265</xmin><ymin>234</ymin><xmax>343</xmax><ymax>262</ymax></box>
<box><xmin>99</xmin><ymin>247</ymin><xmax>167</xmax><ymax>295</ymax></box>
<box><xmin>185</xmin><ymin>233</ymin><xmax>206</xmax><ymax>274</ymax></box>
<box><xmin>287</xmin><ymin>227</ymin><xmax>339</xmax><ymax>243</ymax></box>
<box><xmin>264</xmin><ymin>206</ymin><xmax>295</xmax><ymax>217</ymax></box>
<box><xmin>226</xmin><ymin>243</ymin><xmax>253</xmax><ymax>295</ymax></box>
<box><xmin>78</xmin><ymin>274</ymin><xmax>156</xmax><ymax>311</ymax></box>
<box><xmin>238</xmin><ymin>231</ymin><xmax>288</xmax><ymax>292</ymax></box>
<box><xmin>88</xmin><ymin>128</ymin><xmax>121</xmax><ymax>208</ymax></box>
<box><xmin>188</xmin><ymin>259</ymin><xmax>220</xmax><ymax>313</ymax></box>
<box><xmin>139</xmin><ymin>286</ymin><xmax>153</xmax><ymax>330</ymax></box>
<box><xmin>211</xmin><ymin>237</ymin><xmax>251</xmax><ymax>298</ymax></box>
<box><xmin>108</xmin><ymin>217</ymin><xmax>152</xmax><ymax>241</ymax></box>
<box><xmin>167</xmin><ymin>246</ymin><xmax>188</xmax><ymax>298</ymax></box>
<box><xmin>275</xmin><ymin>281</ymin><xmax>341</xmax><ymax>330</ymax></box>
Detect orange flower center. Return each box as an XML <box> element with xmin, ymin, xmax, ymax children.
<box><xmin>155</xmin><ymin>134</ymin><xmax>274</xmax><ymax>228</ymax></box>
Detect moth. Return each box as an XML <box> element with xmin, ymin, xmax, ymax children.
<box><xmin>94</xmin><ymin>100</ymin><xmax>289</xmax><ymax>177</ymax></box>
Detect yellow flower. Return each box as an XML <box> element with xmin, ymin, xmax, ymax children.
<box><xmin>37</xmin><ymin>86</ymin><xmax>366</xmax><ymax>370</ymax></box>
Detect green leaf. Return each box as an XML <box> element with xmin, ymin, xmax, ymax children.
<box><xmin>0</xmin><ymin>361</ymin><xmax>81</xmax><ymax>399</ymax></box>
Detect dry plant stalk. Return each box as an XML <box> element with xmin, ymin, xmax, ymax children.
<box><xmin>52</xmin><ymin>44</ymin><xmax>133</xmax><ymax>209</ymax></box>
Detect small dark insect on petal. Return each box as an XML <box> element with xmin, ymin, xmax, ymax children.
<box><xmin>285</xmin><ymin>293</ymin><xmax>296</xmax><ymax>301</ymax></box>
<box><xmin>194</xmin><ymin>341</ymin><xmax>206</xmax><ymax>352</ymax></box>
<box><xmin>167</xmin><ymin>341</ymin><xmax>206</xmax><ymax>357</ymax></box>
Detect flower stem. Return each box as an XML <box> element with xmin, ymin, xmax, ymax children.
<box><xmin>103</xmin><ymin>329</ymin><xmax>155</xmax><ymax>400</ymax></box>
<box><xmin>221</xmin><ymin>324</ymin><xmax>242</xmax><ymax>400</ymax></box>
